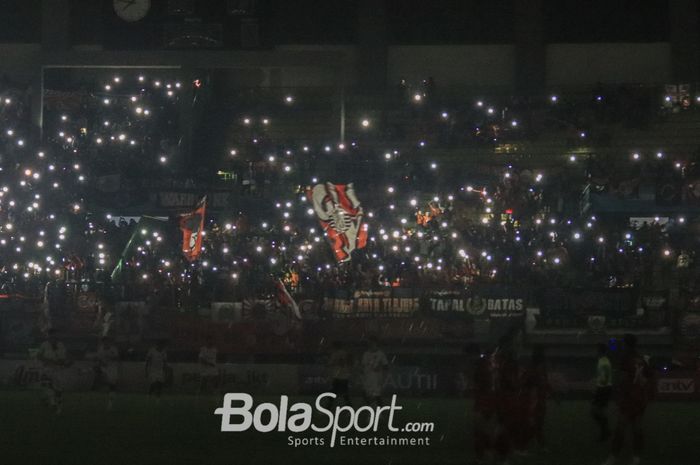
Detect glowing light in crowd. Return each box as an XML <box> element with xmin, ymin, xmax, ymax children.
<box><xmin>0</xmin><ymin>76</ymin><xmax>693</xmax><ymax>295</ymax></box>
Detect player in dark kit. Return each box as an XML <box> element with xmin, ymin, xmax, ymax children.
<box><xmin>602</xmin><ymin>335</ymin><xmax>654</xmax><ymax>465</ymax></box>
<box><xmin>472</xmin><ymin>343</ymin><xmax>519</xmax><ymax>465</ymax></box>
<box><xmin>327</xmin><ymin>340</ymin><xmax>353</xmax><ymax>406</ymax></box>
<box><xmin>498</xmin><ymin>347</ymin><xmax>525</xmax><ymax>458</ymax></box>
<box><xmin>523</xmin><ymin>346</ymin><xmax>551</xmax><ymax>451</ymax></box>
<box><xmin>473</xmin><ymin>351</ymin><xmax>501</xmax><ymax>464</ymax></box>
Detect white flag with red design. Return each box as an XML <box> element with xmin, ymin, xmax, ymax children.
<box><xmin>307</xmin><ymin>183</ymin><xmax>368</xmax><ymax>262</ymax></box>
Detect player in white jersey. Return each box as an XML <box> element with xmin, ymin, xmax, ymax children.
<box><xmin>145</xmin><ymin>340</ymin><xmax>168</xmax><ymax>400</ymax></box>
<box><xmin>37</xmin><ymin>329</ymin><xmax>69</xmax><ymax>415</ymax></box>
<box><xmin>198</xmin><ymin>336</ymin><xmax>219</xmax><ymax>394</ymax></box>
<box><xmin>91</xmin><ymin>336</ymin><xmax>119</xmax><ymax>410</ymax></box>
<box><xmin>360</xmin><ymin>336</ymin><xmax>389</xmax><ymax>406</ymax></box>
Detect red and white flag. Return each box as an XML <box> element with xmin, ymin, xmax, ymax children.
<box><xmin>276</xmin><ymin>279</ymin><xmax>301</xmax><ymax>319</ymax></box>
<box><xmin>307</xmin><ymin>183</ymin><xmax>368</xmax><ymax>262</ymax></box>
<box><xmin>179</xmin><ymin>196</ymin><xmax>206</xmax><ymax>262</ymax></box>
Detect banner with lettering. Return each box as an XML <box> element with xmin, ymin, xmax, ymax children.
<box><xmin>424</xmin><ymin>290</ymin><xmax>526</xmax><ymax>318</ymax></box>
<box><xmin>323</xmin><ymin>289</ymin><xmax>420</xmax><ymax>317</ymax></box>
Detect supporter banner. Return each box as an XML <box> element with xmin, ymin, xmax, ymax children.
<box><xmin>3</xmin><ymin>359</ymin><xmax>697</xmax><ymax>400</ymax></box>
<box><xmin>307</xmin><ymin>183</ymin><xmax>368</xmax><ymax>262</ymax></box>
<box><xmin>656</xmin><ymin>376</ymin><xmax>696</xmax><ymax>399</ymax></box>
<box><xmin>324</xmin><ymin>290</ymin><xmax>419</xmax><ymax>317</ymax></box>
<box><xmin>425</xmin><ymin>290</ymin><xmax>526</xmax><ymax>318</ymax></box>
<box><xmin>323</xmin><ymin>288</ymin><xmax>525</xmax><ymax>319</ymax></box>
<box><xmin>536</xmin><ymin>289</ymin><xmax>668</xmax><ymax>330</ymax></box>
<box><xmin>0</xmin><ymin>360</ymin><xmax>297</xmax><ymax>394</ymax></box>
<box><xmin>298</xmin><ymin>365</ymin><xmax>450</xmax><ymax>395</ymax></box>
<box><xmin>155</xmin><ymin>191</ymin><xmax>232</xmax><ymax>209</ymax></box>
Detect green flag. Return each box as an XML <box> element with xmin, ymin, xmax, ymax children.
<box><xmin>110</xmin><ymin>216</ymin><xmax>167</xmax><ymax>282</ymax></box>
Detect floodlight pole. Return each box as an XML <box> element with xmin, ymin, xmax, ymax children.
<box><xmin>340</xmin><ymin>85</ymin><xmax>346</xmax><ymax>143</ymax></box>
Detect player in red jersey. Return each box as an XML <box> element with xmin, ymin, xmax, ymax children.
<box><xmin>523</xmin><ymin>346</ymin><xmax>551</xmax><ymax>451</ymax></box>
<box><xmin>473</xmin><ymin>350</ymin><xmax>498</xmax><ymax>463</ymax></box>
<box><xmin>498</xmin><ymin>347</ymin><xmax>524</xmax><ymax>459</ymax></box>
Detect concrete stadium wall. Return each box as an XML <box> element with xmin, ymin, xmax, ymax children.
<box><xmin>0</xmin><ymin>43</ymin><xmax>40</xmax><ymax>83</ymax></box>
<box><xmin>386</xmin><ymin>43</ymin><xmax>672</xmax><ymax>91</ymax></box>
<box><xmin>0</xmin><ymin>42</ymin><xmax>674</xmax><ymax>91</ymax></box>
<box><xmin>276</xmin><ymin>45</ymin><xmax>359</xmax><ymax>87</ymax></box>
<box><xmin>546</xmin><ymin>42</ymin><xmax>672</xmax><ymax>88</ymax></box>
<box><xmin>387</xmin><ymin>45</ymin><xmax>516</xmax><ymax>90</ymax></box>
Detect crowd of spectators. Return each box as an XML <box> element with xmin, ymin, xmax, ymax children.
<box><xmin>0</xmin><ymin>73</ymin><xmax>698</xmax><ymax>319</ymax></box>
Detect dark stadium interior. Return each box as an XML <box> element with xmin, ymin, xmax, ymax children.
<box><xmin>0</xmin><ymin>1</ymin><xmax>699</xmax><ymax>465</ymax></box>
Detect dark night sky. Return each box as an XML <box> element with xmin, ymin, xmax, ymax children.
<box><xmin>0</xmin><ymin>0</ymin><xmax>674</xmax><ymax>45</ymax></box>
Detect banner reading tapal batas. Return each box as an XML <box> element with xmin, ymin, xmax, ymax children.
<box><xmin>307</xmin><ymin>183</ymin><xmax>368</xmax><ymax>262</ymax></box>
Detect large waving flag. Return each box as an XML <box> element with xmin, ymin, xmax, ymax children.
<box><xmin>180</xmin><ymin>196</ymin><xmax>206</xmax><ymax>262</ymax></box>
<box><xmin>307</xmin><ymin>183</ymin><xmax>368</xmax><ymax>262</ymax></box>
